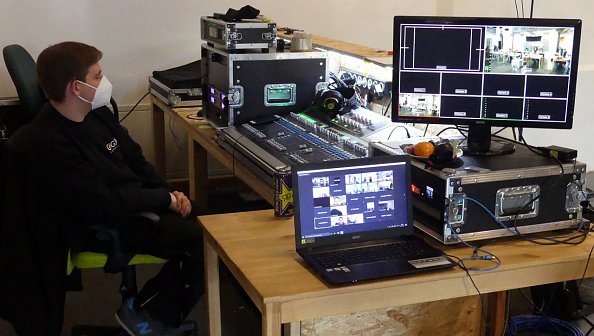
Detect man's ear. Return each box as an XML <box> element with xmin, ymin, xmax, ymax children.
<box><xmin>67</xmin><ymin>79</ymin><xmax>82</xmax><ymax>97</ymax></box>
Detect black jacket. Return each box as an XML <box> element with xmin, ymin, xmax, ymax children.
<box><xmin>0</xmin><ymin>104</ymin><xmax>171</xmax><ymax>335</ymax></box>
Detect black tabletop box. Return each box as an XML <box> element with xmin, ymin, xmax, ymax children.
<box><xmin>150</xmin><ymin>61</ymin><xmax>202</xmax><ymax>107</ymax></box>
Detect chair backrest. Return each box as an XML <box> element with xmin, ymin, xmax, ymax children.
<box><xmin>3</xmin><ymin>45</ymin><xmax>47</xmax><ymax>122</ymax></box>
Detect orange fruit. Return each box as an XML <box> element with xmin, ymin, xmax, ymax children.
<box><xmin>414</xmin><ymin>142</ymin><xmax>435</xmax><ymax>157</ymax></box>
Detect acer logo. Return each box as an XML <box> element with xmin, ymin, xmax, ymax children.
<box><xmin>352</xmin><ymin>235</ymin><xmax>361</xmax><ymax>240</ymax></box>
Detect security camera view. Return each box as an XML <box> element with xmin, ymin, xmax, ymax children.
<box><xmin>486</xmin><ymin>26</ymin><xmax>575</xmax><ymax>75</ymax></box>
<box><xmin>296</xmin><ymin>162</ymin><xmax>410</xmax><ymax>240</ymax></box>
<box><xmin>396</xmin><ymin>20</ymin><xmax>578</xmax><ymax>124</ymax></box>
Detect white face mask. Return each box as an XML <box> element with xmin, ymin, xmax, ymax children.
<box><xmin>77</xmin><ymin>76</ymin><xmax>113</xmax><ymax>110</ymax></box>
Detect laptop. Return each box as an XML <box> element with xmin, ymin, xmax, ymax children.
<box><xmin>292</xmin><ymin>155</ymin><xmax>456</xmax><ymax>285</ymax></box>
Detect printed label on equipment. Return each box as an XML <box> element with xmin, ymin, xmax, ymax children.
<box><xmin>497</xmin><ymin>90</ymin><xmax>510</xmax><ymax>96</ymax></box>
<box><xmin>540</xmin><ymin>92</ymin><xmax>553</xmax><ymax>97</ymax></box>
<box><xmin>454</xmin><ymin>111</ymin><xmax>467</xmax><ymax>117</ymax></box>
<box><xmin>538</xmin><ymin>115</ymin><xmax>551</xmax><ymax>120</ymax></box>
<box><xmin>414</xmin><ymin>88</ymin><xmax>427</xmax><ymax>93</ymax></box>
<box><xmin>495</xmin><ymin>113</ymin><xmax>509</xmax><ymax>118</ymax></box>
<box><xmin>455</xmin><ymin>89</ymin><xmax>468</xmax><ymax>94</ymax></box>
<box><xmin>408</xmin><ymin>256</ymin><xmax>452</xmax><ymax>269</ymax></box>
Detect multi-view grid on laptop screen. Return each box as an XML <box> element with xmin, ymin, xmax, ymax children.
<box><xmin>296</xmin><ymin>162</ymin><xmax>410</xmax><ymax>240</ymax></box>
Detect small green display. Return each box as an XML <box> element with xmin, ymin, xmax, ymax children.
<box><xmin>264</xmin><ymin>84</ymin><xmax>296</xmax><ymax>107</ymax></box>
<box><xmin>267</xmin><ymin>88</ymin><xmax>292</xmax><ymax>102</ymax></box>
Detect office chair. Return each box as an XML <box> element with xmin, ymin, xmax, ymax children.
<box><xmin>3</xmin><ymin>44</ymin><xmax>195</xmax><ymax>336</ymax></box>
<box><xmin>2</xmin><ymin>44</ymin><xmax>46</xmax><ymax>122</ymax></box>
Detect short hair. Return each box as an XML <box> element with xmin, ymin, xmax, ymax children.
<box><xmin>36</xmin><ymin>41</ymin><xmax>103</xmax><ymax>102</ymax></box>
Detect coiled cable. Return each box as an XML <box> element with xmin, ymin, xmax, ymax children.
<box><xmin>505</xmin><ymin>315</ymin><xmax>583</xmax><ymax>336</ymax></box>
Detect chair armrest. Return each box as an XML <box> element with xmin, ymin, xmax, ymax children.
<box><xmin>88</xmin><ymin>212</ymin><xmax>160</xmax><ymax>273</ymax></box>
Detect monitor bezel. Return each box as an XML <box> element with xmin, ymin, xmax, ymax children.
<box><xmin>392</xmin><ymin>16</ymin><xmax>582</xmax><ymax>130</ymax></box>
<box><xmin>292</xmin><ymin>155</ymin><xmax>413</xmax><ymax>251</ymax></box>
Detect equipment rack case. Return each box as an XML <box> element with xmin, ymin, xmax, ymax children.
<box><xmin>201</xmin><ymin>44</ymin><xmax>327</xmax><ymax>128</ymax></box>
<box><xmin>372</xmin><ymin>142</ymin><xmax>587</xmax><ymax>244</ymax></box>
<box><xmin>201</xmin><ymin>16</ymin><xmax>277</xmax><ymax>50</ymax></box>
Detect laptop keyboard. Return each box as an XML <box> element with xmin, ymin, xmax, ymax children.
<box><xmin>312</xmin><ymin>240</ymin><xmax>435</xmax><ymax>269</ymax></box>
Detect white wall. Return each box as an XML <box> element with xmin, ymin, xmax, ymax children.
<box><xmin>1</xmin><ymin>0</ymin><xmax>593</xmax><ymax>168</ymax></box>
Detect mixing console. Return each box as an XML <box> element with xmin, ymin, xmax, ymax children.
<box><xmin>217</xmin><ymin>108</ymin><xmax>394</xmax><ymax>185</ymax></box>
<box><xmin>304</xmin><ymin>106</ymin><xmax>393</xmax><ymax>138</ymax></box>
<box><xmin>233</xmin><ymin>112</ymin><xmax>369</xmax><ymax>165</ymax></box>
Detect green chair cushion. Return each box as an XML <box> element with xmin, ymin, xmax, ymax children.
<box><xmin>67</xmin><ymin>250</ymin><xmax>167</xmax><ymax>275</ymax></box>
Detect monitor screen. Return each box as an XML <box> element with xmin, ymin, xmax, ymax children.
<box><xmin>293</xmin><ymin>156</ymin><xmax>412</xmax><ymax>248</ymax></box>
<box><xmin>392</xmin><ymin>16</ymin><xmax>582</xmax><ymax>154</ymax></box>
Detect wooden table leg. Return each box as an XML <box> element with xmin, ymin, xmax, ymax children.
<box><xmin>204</xmin><ymin>236</ymin><xmax>221</xmax><ymax>336</ymax></box>
<box><xmin>489</xmin><ymin>291</ymin><xmax>508</xmax><ymax>336</ymax></box>
<box><xmin>151</xmin><ymin>99</ymin><xmax>166</xmax><ymax>177</ymax></box>
<box><xmin>262</xmin><ymin>303</ymin><xmax>282</xmax><ymax>336</ymax></box>
<box><xmin>188</xmin><ymin>135</ymin><xmax>208</xmax><ymax>211</ymax></box>
<box><xmin>283</xmin><ymin>322</ymin><xmax>300</xmax><ymax>336</ymax></box>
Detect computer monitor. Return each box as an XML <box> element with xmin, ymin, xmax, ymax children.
<box><xmin>392</xmin><ymin>16</ymin><xmax>582</xmax><ymax>155</ymax></box>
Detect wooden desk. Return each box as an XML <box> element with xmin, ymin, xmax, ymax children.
<box><xmin>151</xmin><ymin>95</ymin><xmax>274</xmax><ymax>211</ymax></box>
<box><xmin>200</xmin><ymin>209</ymin><xmax>594</xmax><ymax>336</ymax></box>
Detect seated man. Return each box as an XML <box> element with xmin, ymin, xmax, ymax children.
<box><xmin>11</xmin><ymin>41</ymin><xmax>203</xmax><ymax>335</ymax></box>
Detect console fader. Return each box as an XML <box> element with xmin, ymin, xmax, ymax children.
<box><xmin>217</xmin><ymin>112</ymin><xmax>376</xmax><ymax>184</ymax></box>
<box><xmin>217</xmin><ymin>106</ymin><xmax>394</xmax><ymax>185</ymax></box>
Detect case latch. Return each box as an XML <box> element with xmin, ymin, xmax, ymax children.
<box><xmin>566</xmin><ymin>180</ymin><xmax>586</xmax><ymax>213</ymax></box>
<box><xmin>446</xmin><ymin>193</ymin><xmax>466</xmax><ymax>228</ymax></box>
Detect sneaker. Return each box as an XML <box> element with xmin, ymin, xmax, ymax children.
<box><xmin>115</xmin><ymin>298</ymin><xmax>187</xmax><ymax>336</ymax></box>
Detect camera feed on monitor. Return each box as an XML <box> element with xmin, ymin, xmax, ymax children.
<box><xmin>486</xmin><ymin>26</ymin><xmax>575</xmax><ymax>75</ymax></box>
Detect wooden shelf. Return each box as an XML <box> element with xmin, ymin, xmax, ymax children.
<box><xmin>277</xmin><ymin>29</ymin><xmax>392</xmax><ymax>67</ymax></box>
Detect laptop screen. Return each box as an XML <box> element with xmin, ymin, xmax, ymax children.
<box><xmin>293</xmin><ymin>155</ymin><xmax>413</xmax><ymax>249</ymax></box>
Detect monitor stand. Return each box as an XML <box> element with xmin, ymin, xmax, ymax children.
<box><xmin>460</xmin><ymin>124</ymin><xmax>515</xmax><ymax>156</ymax></box>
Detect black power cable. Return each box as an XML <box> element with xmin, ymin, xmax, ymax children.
<box><xmin>119</xmin><ymin>91</ymin><xmax>150</xmax><ymax>123</ymax></box>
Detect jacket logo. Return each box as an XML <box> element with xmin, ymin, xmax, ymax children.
<box><xmin>136</xmin><ymin>322</ymin><xmax>152</xmax><ymax>334</ymax></box>
<box><xmin>106</xmin><ymin>138</ymin><xmax>119</xmax><ymax>153</ymax></box>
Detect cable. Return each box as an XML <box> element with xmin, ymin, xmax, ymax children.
<box><xmin>513</xmin><ymin>287</ymin><xmax>569</xmax><ymax>336</ymax></box>
<box><xmin>119</xmin><ymin>91</ymin><xmax>150</xmax><ymax>123</ymax></box>
<box><xmin>530</xmin><ymin>0</ymin><xmax>535</xmax><ymax>18</ymax></box>
<box><xmin>387</xmin><ymin>126</ymin><xmax>410</xmax><ymax>140</ymax></box>
<box><xmin>329</xmin><ymin>72</ymin><xmax>347</xmax><ymax>88</ymax></box>
<box><xmin>446</xmin><ymin>221</ymin><xmax>501</xmax><ymax>271</ymax></box>
<box><xmin>577</xmin><ymin>243</ymin><xmax>594</xmax><ymax>291</ymax></box>
<box><xmin>502</xmin><ymin>290</ymin><xmax>511</xmax><ymax>336</ymax></box>
<box><xmin>167</xmin><ymin>110</ymin><xmax>183</xmax><ymax>150</ymax></box>
<box><xmin>444</xmin><ymin>253</ymin><xmax>488</xmax><ymax>328</ymax></box>
<box><xmin>454</xmin><ymin>125</ymin><xmax>468</xmax><ymax>138</ymax></box>
<box><xmin>505</xmin><ymin>315</ymin><xmax>583</xmax><ymax>336</ymax></box>
<box><xmin>514</xmin><ymin>0</ymin><xmax>520</xmax><ymax>18</ymax></box>
<box><xmin>436</xmin><ymin>126</ymin><xmax>464</xmax><ymax>137</ymax></box>
<box><xmin>229</xmin><ymin>133</ymin><xmax>245</xmax><ymax>180</ymax></box>
<box><xmin>464</xmin><ymin>195</ymin><xmax>592</xmax><ymax>246</ymax></box>
<box><xmin>492</xmin><ymin>127</ymin><xmax>507</xmax><ymax>136</ymax></box>
<box><xmin>423</xmin><ymin>124</ymin><xmax>428</xmax><ymax>137</ymax></box>
<box><xmin>460</xmin><ymin>132</ymin><xmax>592</xmax><ymax>245</ymax></box>
<box><xmin>382</xmin><ymin>92</ymin><xmax>392</xmax><ymax>116</ymax></box>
